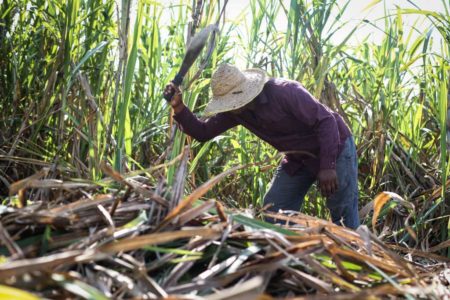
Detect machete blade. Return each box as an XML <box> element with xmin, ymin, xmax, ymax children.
<box><xmin>163</xmin><ymin>24</ymin><xmax>218</xmax><ymax>101</ymax></box>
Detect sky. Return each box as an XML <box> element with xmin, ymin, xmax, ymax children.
<box><xmin>151</xmin><ymin>0</ymin><xmax>447</xmax><ymax>68</ymax></box>
<box><xmin>224</xmin><ymin>0</ymin><xmax>446</xmax><ymax>45</ymax></box>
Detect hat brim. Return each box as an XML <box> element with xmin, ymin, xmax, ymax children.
<box><xmin>203</xmin><ymin>68</ymin><xmax>268</xmax><ymax>117</ymax></box>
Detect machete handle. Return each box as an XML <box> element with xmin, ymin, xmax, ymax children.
<box><xmin>163</xmin><ymin>73</ymin><xmax>184</xmax><ymax>101</ymax></box>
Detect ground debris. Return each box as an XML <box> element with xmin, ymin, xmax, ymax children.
<box><xmin>0</xmin><ymin>169</ymin><xmax>448</xmax><ymax>300</ymax></box>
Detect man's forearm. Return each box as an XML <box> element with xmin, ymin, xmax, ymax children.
<box><xmin>173</xmin><ymin>106</ymin><xmax>238</xmax><ymax>142</ymax></box>
<box><xmin>172</xmin><ymin>102</ymin><xmax>185</xmax><ymax>115</ymax></box>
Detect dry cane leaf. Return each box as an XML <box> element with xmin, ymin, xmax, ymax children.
<box><xmin>8</xmin><ymin>168</ymin><xmax>49</xmax><ymax>195</ymax></box>
<box><xmin>428</xmin><ymin>239</ymin><xmax>450</xmax><ymax>253</ymax></box>
<box><xmin>100</xmin><ymin>162</ymin><xmax>126</xmax><ymax>185</ymax></box>
<box><xmin>215</xmin><ymin>200</ymin><xmax>228</xmax><ymax>223</ymax></box>
<box><xmin>99</xmin><ymin>228</ymin><xmax>222</xmax><ymax>253</ymax></box>
<box><xmin>177</xmin><ymin>200</ymin><xmax>216</xmax><ymax>226</ymax></box>
<box><xmin>9</xmin><ymin>168</ymin><xmax>49</xmax><ymax>196</ymax></box>
<box><xmin>372</xmin><ymin>191</ymin><xmax>406</xmax><ymax>234</ymax></box>
<box><xmin>101</xmin><ymin>161</ymin><xmax>168</xmax><ymax>207</ymax></box>
<box><xmin>204</xmin><ymin>276</ymin><xmax>265</xmax><ymax>300</ymax></box>
<box><xmin>327</xmin><ymin>243</ymin><xmax>408</xmax><ymax>277</ymax></box>
<box><xmin>156</xmin><ymin>164</ymin><xmax>249</xmax><ymax>230</ymax></box>
<box><xmin>372</xmin><ymin>192</ymin><xmax>393</xmax><ymax>233</ymax></box>
<box><xmin>282</xmin><ymin>266</ymin><xmax>333</xmax><ymax>293</ymax></box>
<box><xmin>386</xmin><ymin>244</ymin><xmax>450</xmax><ymax>263</ymax></box>
<box><xmin>0</xmin><ymin>250</ymin><xmax>104</xmax><ymax>279</ymax></box>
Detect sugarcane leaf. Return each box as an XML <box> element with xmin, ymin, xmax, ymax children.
<box><xmin>0</xmin><ymin>285</ymin><xmax>40</xmax><ymax>300</ymax></box>
<box><xmin>52</xmin><ymin>274</ymin><xmax>108</xmax><ymax>300</ymax></box>
<box><xmin>232</xmin><ymin>214</ymin><xmax>298</xmax><ymax>236</ymax></box>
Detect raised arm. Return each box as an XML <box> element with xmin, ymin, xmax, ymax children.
<box><xmin>164</xmin><ymin>83</ymin><xmax>238</xmax><ymax>142</ymax></box>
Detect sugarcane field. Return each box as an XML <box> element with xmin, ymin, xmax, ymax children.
<box><xmin>0</xmin><ymin>0</ymin><xmax>449</xmax><ymax>299</ymax></box>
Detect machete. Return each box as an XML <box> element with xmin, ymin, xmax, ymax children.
<box><xmin>163</xmin><ymin>24</ymin><xmax>218</xmax><ymax>101</ymax></box>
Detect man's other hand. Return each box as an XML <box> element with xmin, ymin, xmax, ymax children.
<box><xmin>318</xmin><ymin>169</ymin><xmax>338</xmax><ymax>197</ymax></box>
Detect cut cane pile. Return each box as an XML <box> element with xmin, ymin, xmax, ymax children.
<box><xmin>0</xmin><ymin>162</ymin><xmax>448</xmax><ymax>300</ymax></box>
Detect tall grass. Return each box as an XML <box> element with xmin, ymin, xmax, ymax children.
<box><xmin>0</xmin><ymin>0</ymin><xmax>448</xmax><ymax>247</ymax></box>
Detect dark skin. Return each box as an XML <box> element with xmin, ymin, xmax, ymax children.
<box><xmin>164</xmin><ymin>83</ymin><xmax>338</xmax><ymax>197</ymax></box>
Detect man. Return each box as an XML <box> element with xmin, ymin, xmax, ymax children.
<box><xmin>164</xmin><ymin>64</ymin><xmax>359</xmax><ymax>229</ymax></box>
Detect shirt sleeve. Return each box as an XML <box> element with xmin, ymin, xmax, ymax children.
<box><xmin>284</xmin><ymin>82</ymin><xmax>340</xmax><ymax>170</ymax></box>
<box><xmin>173</xmin><ymin>105</ymin><xmax>238</xmax><ymax>142</ymax></box>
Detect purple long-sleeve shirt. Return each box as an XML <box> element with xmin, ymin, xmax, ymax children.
<box><xmin>173</xmin><ymin>78</ymin><xmax>351</xmax><ymax>176</ymax></box>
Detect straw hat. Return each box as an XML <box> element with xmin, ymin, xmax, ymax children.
<box><xmin>203</xmin><ymin>64</ymin><xmax>268</xmax><ymax>116</ymax></box>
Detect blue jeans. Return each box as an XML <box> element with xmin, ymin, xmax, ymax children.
<box><xmin>263</xmin><ymin>137</ymin><xmax>360</xmax><ymax>229</ymax></box>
